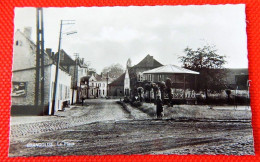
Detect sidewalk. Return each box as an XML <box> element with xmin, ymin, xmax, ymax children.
<box><xmin>10</xmin><ymin>104</ymin><xmax>85</xmax><ymax>126</ymax></box>
<box><xmin>10</xmin><ymin>105</ymin><xmax>92</xmax><ymax>139</ymax></box>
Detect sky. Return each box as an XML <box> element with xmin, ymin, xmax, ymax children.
<box><xmin>14</xmin><ymin>5</ymin><xmax>248</xmax><ymax>73</ymax></box>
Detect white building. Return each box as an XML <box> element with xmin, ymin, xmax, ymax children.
<box><xmin>88</xmin><ymin>73</ymin><xmax>112</xmax><ymax>98</ymax></box>
<box><xmin>11</xmin><ymin>29</ymin><xmax>72</xmax><ymax>115</ymax></box>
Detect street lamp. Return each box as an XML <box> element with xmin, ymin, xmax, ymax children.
<box><xmin>51</xmin><ymin>20</ymin><xmax>76</xmax><ymax>115</ymax></box>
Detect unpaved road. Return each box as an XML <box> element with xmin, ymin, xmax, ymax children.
<box><xmin>9</xmin><ymin>99</ymin><xmax>254</xmax><ymax>157</ymax></box>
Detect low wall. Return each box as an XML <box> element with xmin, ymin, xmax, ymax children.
<box><xmin>11</xmin><ymin>105</ymin><xmax>49</xmax><ymax>116</ymax></box>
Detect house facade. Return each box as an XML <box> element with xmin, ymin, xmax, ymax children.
<box><xmin>11</xmin><ymin>29</ymin><xmax>72</xmax><ymax>115</ymax></box>
<box><xmin>88</xmin><ymin>73</ymin><xmax>112</xmax><ymax>98</ymax></box>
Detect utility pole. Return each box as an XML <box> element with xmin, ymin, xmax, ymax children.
<box><xmin>35</xmin><ymin>9</ymin><xmax>40</xmax><ymax>106</ymax></box>
<box><xmin>35</xmin><ymin>8</ymin><xmax>45</xmax><ymax>113</ymax></box>
<box><xmin>72</xmin><ymin>53</ymin><xmax>79</xmax><ymax>105</ymax></box>
<box><xmin>40</xmin><ymin>9</ymin><xmax>45</xmax><ymax>107</ymax></box>
<box><xmin>51</xmin><ymin>20</ymin><xmax>76</xmax><ymax>115</ymax></box>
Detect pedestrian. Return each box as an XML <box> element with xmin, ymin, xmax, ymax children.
<box><xmin>156</xmin><ymin>96</ymin><xmax>163</xmax><ymax>119</ymax></box>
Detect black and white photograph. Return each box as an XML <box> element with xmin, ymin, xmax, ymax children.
<box><xmin>9</xmin><ymin>5</ymin><xmax>254</xmax><ymax>157</ymax></box>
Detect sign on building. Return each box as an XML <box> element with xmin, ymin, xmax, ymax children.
<box><xmin>12</xmin><ymin>82</ymin><xmax>27</xmax><ymax>97</ymax></box>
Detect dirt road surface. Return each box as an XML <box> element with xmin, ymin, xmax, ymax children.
<box><xmin>9</xmin><ymin>99</ymin><xmax>254</xmax><ymax>157</ymax></box>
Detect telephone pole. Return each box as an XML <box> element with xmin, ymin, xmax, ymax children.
<box><xmin>72</xmin><ymin>53</ymin><xmax>79</xmax><ymax>105</ymax></box>
<box><xmin>51</xmin><ymin>20</ymin><xmax>76</xmax><ymax>115</ymax></box>
<box><xmin>35</xmin><ymin>8</ymin><xmax>45</xmax><ymax>113</ymax></box>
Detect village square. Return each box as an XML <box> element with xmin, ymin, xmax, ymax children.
<box><xmin>9</xmin><ymin>7</ymin><xmax>254</xmax><ymax>156</ymax></box>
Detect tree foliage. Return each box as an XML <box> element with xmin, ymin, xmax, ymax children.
<box><xmin>179</xmin><ymin>46</ymin><xmax>226</xmax><ymax>71</ymax></box>
<box><xmin>144</xmin><ymin>83</ymin><xmax>152</xmax><ymax>102</ymax></box>
<box><xmin>102</xmin><ymin>63</ymin><xmax>124</xmax><ymax>79</ymax></box>
<box><xmin>179</xmin><ymin>45</ymin><xmax>227</xmax><ymax>96</ymax></box>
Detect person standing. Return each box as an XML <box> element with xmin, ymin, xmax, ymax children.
<box><xmin>156</xmin><ymin>96</ymin><xmax>163</xmax><ymax>118</ymax></box>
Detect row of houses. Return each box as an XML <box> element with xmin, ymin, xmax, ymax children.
<box><xmin>11</xmin><ymin>28</ymin><xmax>112</xmax><ymax>115</ymax></box>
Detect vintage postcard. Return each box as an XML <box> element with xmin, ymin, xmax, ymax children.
<box><xmin>9</xmin><ymin>5</ymin><xmax>254</xmax><ymax>157</ymax></box>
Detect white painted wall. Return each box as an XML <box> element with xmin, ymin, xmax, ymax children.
<box><xmin>48</xmin><ymin>64</ymin><xmax>72</xmax><ymax>115</ymax></box>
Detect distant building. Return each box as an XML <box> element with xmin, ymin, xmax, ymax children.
<box><xmin>12</xmin><ymin>29</ymin><xmax>71</xmax><ymax>115</ymax></box>
<box><xmin>225</xmin><ymin>68</ymin><xmax>249</xmax><ymax>90</ymax></box>
<box><xmin>88</xmin><ymin>72</ymin><xmax>113</xmax><ymax>98</ymax></box>
<box><xmin>109</xmin><ymin>54</ymin><xmax>163</xmax><ymax>97</ymax></box>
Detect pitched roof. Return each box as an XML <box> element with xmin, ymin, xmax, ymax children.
<box><xmin>109</xmin><ymin>54</ymin><xmax>162</xmax><ymax>86</ymax></box>
<box><xmin>108</xmin><ymin>73</ymin><xmax>125</xmax><ymax>86</ymax></box>
<box><xmin>143</xmin><ymin>64</ymin><xmax>199</xmax><ymax>74</ymax></box>
<box><xmin>16</xmin><ymin>30</ymin><xmax>52</xmax><ymax>60</ymax></box>
<box><xmin>58</xmin><ymin>49</ymin><xmax>75</xmax><ymax>65</ymax></box>
<box><xmin>133</xmin><ymin>54</ymin><xmax>163</xmax><ymax>68</ymax></box>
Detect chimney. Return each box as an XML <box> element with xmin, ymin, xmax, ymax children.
<box><xmin>23</xmin><ymin>27</ymin><xmax>32</xmax><ymax>39</ymax></box>
<box><xmin>46</xmin><ymin>48</ymin><xmax>52</xmax><ymax>57</ymax></box>
<box><xmin>51</xmin><ymin>52</ymin><xmax>55</xmax><ymax>60</ymax></box>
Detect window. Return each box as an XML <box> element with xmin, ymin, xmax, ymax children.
<box><xmin>158</xmin><ymin>75</ymin><xmax>163</xmax><ymax>82</ymax></box>
<box><xmin>81</xmin><ymin>69</ymin><xmax>83</xmax><ymax>75</ymax></box>
<box><xmin>137</xmin><ymin>72</ymin><xmax>143</xmax><ymax>82</ymax></box>
<box><xmin>15</xmin><ymin>40</ymin><xmax>23</xmax><ymax>46</ymax></box>
<box><xmin>148</xmin><ymin>74</ymin><xmax>152</xmax><ymax>82</ymax></box>
<box><xmin>59</xmin><ymin>84</ymin><xmax>62</xmax><ymax>100</ymax></box>
<box><xmin>65</xmin><ymin>86</ymin><xmax>67</xmax><ymax>99</ymax></box>
<box><xmin>103</xmin><ymin>90</ymin><xmax>105</xmax><ymax>95</ymax></box>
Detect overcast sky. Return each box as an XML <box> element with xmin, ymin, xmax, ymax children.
<box><xmin>14</xmin><ymin>5</ymin><xmax>248</xmax><ymax>73</ymax></box>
